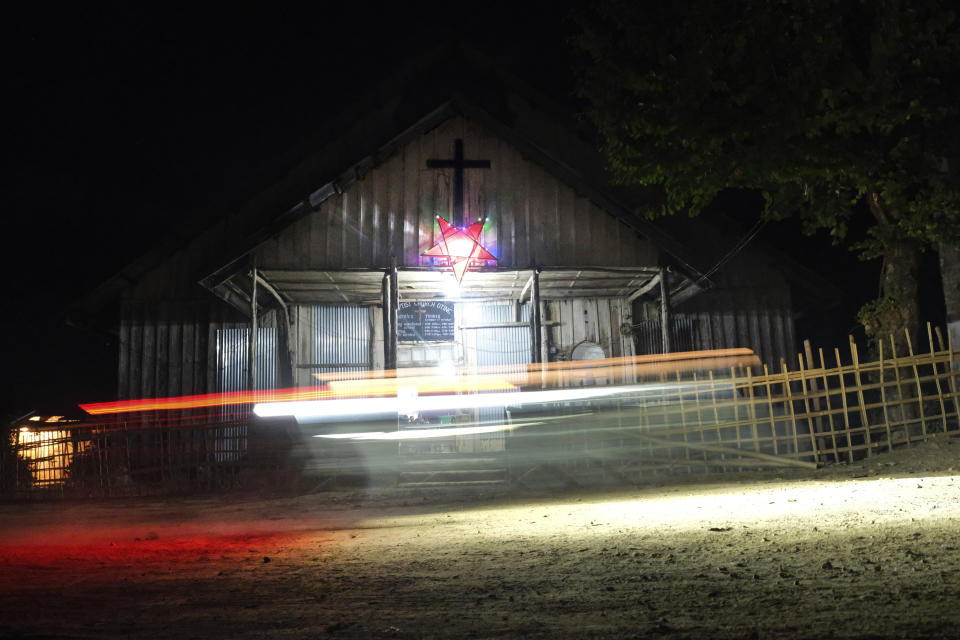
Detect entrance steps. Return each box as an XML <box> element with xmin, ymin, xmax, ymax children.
<box><xmin>396</xmin><ymin>455</ymin><xmax>507</xmax><ymax>487</ymax></box>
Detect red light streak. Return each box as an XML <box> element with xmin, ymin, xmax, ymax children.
<box><xmin>79</xmin><ymin>387</ymin><xmax>334</xmax><ymax>415</ymax></box>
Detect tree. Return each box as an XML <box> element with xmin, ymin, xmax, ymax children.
<box><xmin>574</xmin><ymin>0</ymin><xmax>960</xmax><ymax>347</ymax></box>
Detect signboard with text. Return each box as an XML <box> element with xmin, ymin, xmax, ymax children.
<box><xmin>397</xmin><ymin>301</ymin><xmax>455</xmax><ymax>342</ymax></box>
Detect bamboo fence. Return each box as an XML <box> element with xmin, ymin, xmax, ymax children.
<box><xmin>512</xmin><ymin>324</ymin><xmax>960</xmax><ymax>483</ymax></box>
<box><xmin>6</xmin><ymin>325</ymin><xmax>960</xmax><ymax>495</ymax></box>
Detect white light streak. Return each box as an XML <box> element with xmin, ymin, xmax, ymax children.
<box><xmin>253</xmin><ymin>384</ymin><xmax>663</xmax><ymax>422</ymax></box>
<box><xmin>314</xmin><ymin>421</ymin><xmax>540</xmax><ymax>441</ymax></box>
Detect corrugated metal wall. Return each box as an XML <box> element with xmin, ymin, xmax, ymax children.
<box><xmin>459</xmin><ymin>302</ymin><xmax>531</xmax><ymax>452</ymax></box>
<box><xmin>213</xmin><ymin>327</ymin><xmax>277</xmax><ymax>462</ymax></box>
<box><xmin>632</xmin><ymin>309</ymin><xmax>796</xmax><ymax>371</ymax></box>
<box><xmin>214</xmin><ymin>328</ymin><xmax>278</xmax><ymax>392</ymax></box>
<box><xmin>633</xmin><ymin>316</ymin><xmax>699</xmax><ymax>355</ymax></box>
<box><xmin>291</xmin><ymin>305</ymin><xmax>372</xmax><ymax>385</ymax></box>
<box><xmin>254</xmin><ymin>115</ymin><xmax>658</xmax><ymax>271</ymax></box>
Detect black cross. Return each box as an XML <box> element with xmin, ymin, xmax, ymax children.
<box><xmin>426</xmin><ymin>139</ymin><xmax>491</xmax><ymax>227</ymax></box>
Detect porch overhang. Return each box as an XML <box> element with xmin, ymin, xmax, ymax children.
<box><xmin>203</xmin><ymin>264</ymin><xmax>709</xmax><ymax>312</ymax></box>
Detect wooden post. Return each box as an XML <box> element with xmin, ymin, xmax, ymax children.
<box><xmin>540</xmin><ymin>299</ymin><xmax>550</xmax><ymax>364</ymax></box>
<box><xmin>531</xmin><ymin>269</ymin><xmax>542</xmax><ymax>364</ymax></box>
<box><xmin>382</xmin><ymin>271</ymin><xmax>391</xmax><ymax>371</ymax></box>
<box><xmin>389</xmin><ymin>266</ymin><xmax>398</xmax><ymax>371</ymax></box>
<box><xmin>659</xmin><ymin>266</ymin><xmax>672</xmax><ymax>354</ymax></box>
<box><xmin>249</xmin><ymin>261</ymin><xmax>258</xmax><ymax>392</ymax></box>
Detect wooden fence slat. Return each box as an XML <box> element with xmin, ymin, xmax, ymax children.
<box><xmin>676</xmin><ymin>370</ymin><xmax>693</xmax><ymax>471</ymax></box>
<box><xmin>818</xmin><ymin>347</ymin><xmax>842</xmax><ymax>463</ymax></box>
<box><xmin>763</xmin><ymin>364</ymin><xmax>779</xmax><ymax>455</ymax></box>
<box><xmin>928</xmin><ymin>324</ymin><xmax>948</xmax><ymax>432</ymax></box>
<box><xmin>877</xmin><ymin>339</ymin><xmax>894</xmax><ymax>453</ymax></box>
<box><xmin>797</xmin><ymin>353</ymin><xmax>821</xmax><ymax>463</ymax></box>
<box><xmin>904</xmin><ymin>330</ymin><xmax>928</xmax><ymax>438</ymax></box>
<box><xmin>888</xmin><ymin>335</ymin><xmax>909</xmax><ymax>447</ymax></box>
<box><xmin>834</xmin><ymin>347</ymin><xmax>854</xmax><ymax>463</ymax></box>
<box><xmin>708</xmin><ymin>370</ymin><xmax>727</xmax><ymax>469</ymax></box>
<box><xmin>781</xmin><ymin>360</ymin><xmax>802</xmax><ymax>458</ymax></box>
<box><xmin>944</xmin><ymin>328</ymin><xmax>960</xmax><ymax>425</ymax></box>
<box><xmin>849</xmin><ymin>337</ymin><xmax>873</xmax><ymax>456</ymax></box>
<box><xmin>746</xmin><ymin>367</ymin><xmax>760</xmax><ymax>454</ymax></box>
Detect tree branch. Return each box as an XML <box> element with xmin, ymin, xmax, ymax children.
<box><xmin>867</xmin><ymin>190</ymin><xmax>890</xmax><ymax>226</ymax></box>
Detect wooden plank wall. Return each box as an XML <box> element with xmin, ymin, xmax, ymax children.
<box><xmin>638</xmin><ymin>253</ymin><xmax>796</xmax><ymax>369</ymax></box>
<box><xmin>546</xmin><ymin>297</ymin><xmax>635</xmax><ymax>360</ymax></box>
<box><xmin>254</xmin><ymin>116</ymin><xmax>658</xmax><ymax>271</ymax></box>
<box><xmin>118</xmin><ymin>300</ymin><xmax>246</xmax><ymax>400</ymax></box>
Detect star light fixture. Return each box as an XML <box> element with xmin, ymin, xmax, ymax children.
<box><xmin>422</xmin><ymin>215</ymin><xmax>497</xmax><ymax>284</ymax></box>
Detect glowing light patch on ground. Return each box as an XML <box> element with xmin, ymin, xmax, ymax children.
<box><xmin>344</xmin><ymin>474</ymin><xmax>960</xmax><ymax>539</ymax></box>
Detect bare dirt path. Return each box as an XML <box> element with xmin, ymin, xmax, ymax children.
<box><xmin>1</xmin><ymin>436</ymin><xmax>959</xmax><ymax>639</ymax></box>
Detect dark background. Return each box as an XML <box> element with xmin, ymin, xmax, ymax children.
<box><xmin>2</xmin><ymin>3</ymin><xmax>942</xmax><ymax>419</ymax></box>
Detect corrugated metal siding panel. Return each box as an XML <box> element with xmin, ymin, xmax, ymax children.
<box><xmin>461</xmin><ymin>302</ymin><xmax>532</xmax><ymax>369</ymax></box>
<box><xmin>212</xmin><ymin>327</ymin><xmax>276</xmax><ymax>463</ymax></box>
<box><xmin>214</xmin><ymin>328</ymin><xmax>277</xmax><ymax>393</ymax></box>
<box><xmin>254</xmin><ymin>115</ymin><xmax>658</xmax><ymax>271</ymax></box>
<box><xmin>310</xmin><ymin>305</ymin><xmax>372</xmax><ymax>379</ymax></box>
<box><xmin>459</xmin><ymin>302</ymin><xmax>531</xmax><ymax>451</ymax></box>
<box><xmin>632</xmin><ymin>309</ymin><xmax>796</xmax><ymax>370</ymax></box>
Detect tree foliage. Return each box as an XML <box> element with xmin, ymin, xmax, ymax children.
<box><xmin>574</xmin><ymin>0</ymin><xmax>960</xmax><ymax>338</ymax></box>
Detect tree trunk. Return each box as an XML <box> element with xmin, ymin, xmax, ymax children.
<box><xmin>860</xmin><ymin>241</ymin><xmax>921</xmax><ymax>353</ymax></box>
<box><xmin>940</xmin><ymin>241</ymin><xmax>960</xmax><ymax>350</ymax></box>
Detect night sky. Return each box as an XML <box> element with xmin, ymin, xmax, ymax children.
<box><xmin>3</xmin><ymin>4</ymin><xmax>939</xmax><ymax>419</ymax></box>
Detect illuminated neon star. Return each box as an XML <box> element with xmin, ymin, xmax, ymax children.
<box><xmin>422</xmin><ymin>215</ymin><xmax>497</xmax><ymax>283</ymax></box>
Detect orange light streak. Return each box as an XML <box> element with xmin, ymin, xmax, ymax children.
<box><xmin>79</xmin><ymin>387</ymin><xmax>334</xmax><ymax>415</ymax></box>
<box><xmin>81</xmin><ymin>349</ymin><xmax>760</xmax><ymax>416</ymax></box>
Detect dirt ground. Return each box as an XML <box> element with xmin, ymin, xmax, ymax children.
<box><xmin>1</xmin><ymin>436</ymin><xmax>959</xmax><ymax>639</ymax></box>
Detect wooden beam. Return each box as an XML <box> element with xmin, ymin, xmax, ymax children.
<box><xmin>627</xmin><ymin>273</ymin><xmax>661</xmax><ymax>303</ymax></box>
<box><xmin>256</xmin><ymin>272</ymin><xmax>295</xmax><ymax>386</ymax></box>
<box><xmin>518</xmin><ymin>273</ymin><xmax>534</xmax><ymax>303</ymax></box>
<box><xmin>461</xmin><ymin>321</ymin><xmax>560</xmax><ymax>330</ymax></box>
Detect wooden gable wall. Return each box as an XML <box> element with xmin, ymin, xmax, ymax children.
<box><xmin>253</xmin><ymin>116</ymin><xmax>658</xmax><ymax>271</ymax></box>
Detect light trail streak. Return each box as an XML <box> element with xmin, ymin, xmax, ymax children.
<box><xmin>79</xmin><ymin>388</ymin><xmax>333</xmax><ymax>415</ymax></box>
<box><xmin>80</xmin><ymin>350</ymin><xmax>759</xmax><ymax>417</ymax></box>
<box><xmin>253</xmin><ymin>383</ymin><xmax>674</xmax><ymax>422</ymax></box>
